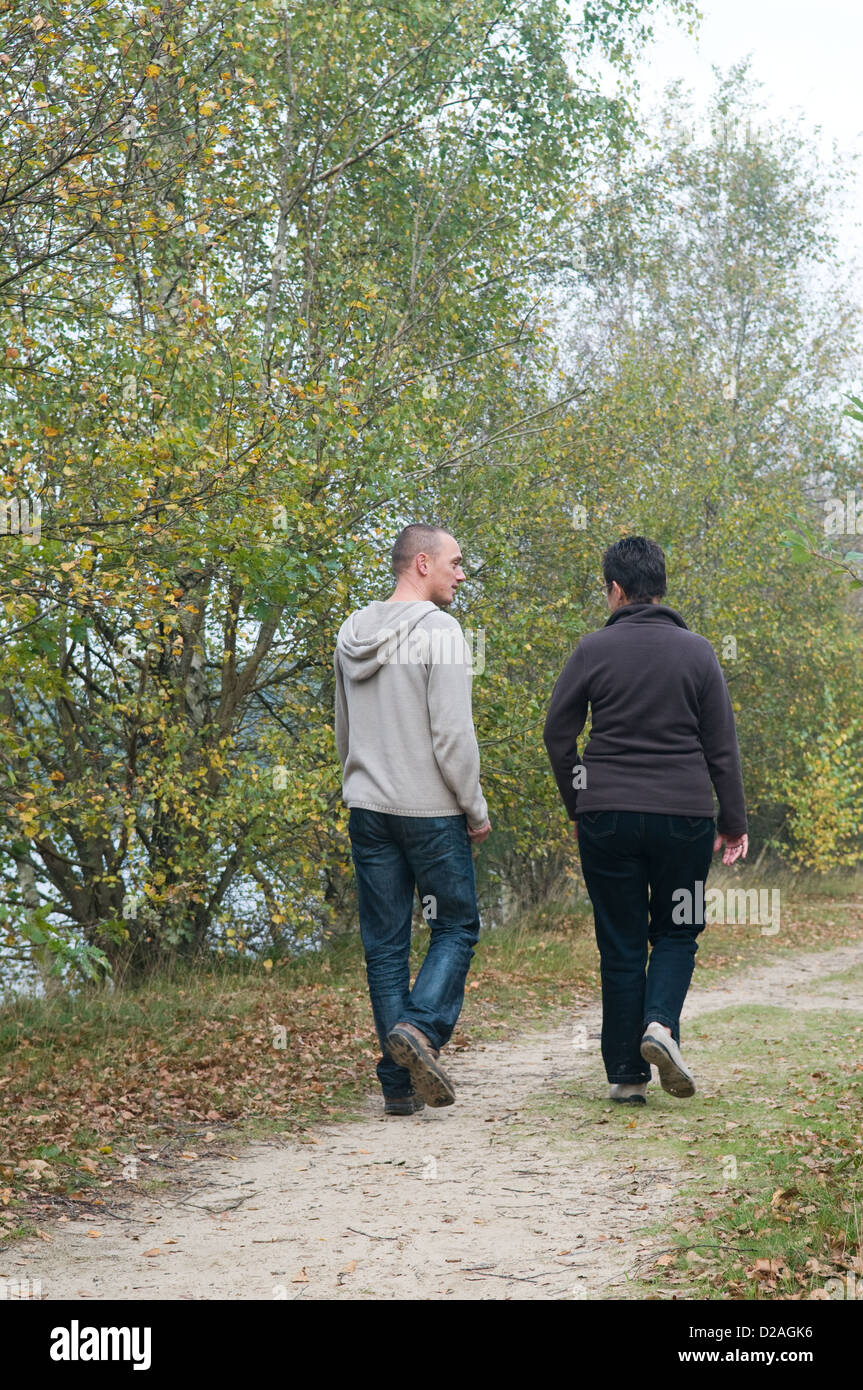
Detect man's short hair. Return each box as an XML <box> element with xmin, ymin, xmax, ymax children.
<box><xmin>391</xmin><ymin>523</ymin><xmax>449</xmax><ymax>577</ymax></box>
<box><xmin>602</xmin><ymin>535</ymin><xmax>667</xmax><ymax>603</ymax></box>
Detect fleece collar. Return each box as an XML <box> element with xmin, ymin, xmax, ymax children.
<box><xmin>604</xmin><ymin>603</ymin><xmax>689</xmax><ymax>630</ymax></box>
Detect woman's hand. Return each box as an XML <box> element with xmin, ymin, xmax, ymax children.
<box><xmin>713</xmin><ymin>831</ymin><xmax>749</xmax><ymax>866</ymax></box>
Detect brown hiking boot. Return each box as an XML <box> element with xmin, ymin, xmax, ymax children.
<box><xmin>385</xmin><ymin>1022</ymin><xmax>455</xmax><ymax>1108</ymax></box>
<box><xmin>383</xmin><ymin>1092</ymin><xmax>425</xmax><ymax>1116</ymax></box>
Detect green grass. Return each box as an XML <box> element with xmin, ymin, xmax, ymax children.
<box><xmin>820</xmin><ymin>960</ymin><xmax>863</xmax><ymax>985</ymax></box>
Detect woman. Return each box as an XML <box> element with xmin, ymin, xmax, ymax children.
<box><xmin>543</xmin><ymin>536</ymin><xmax>748</xmax><ymax>1104</ymax></box>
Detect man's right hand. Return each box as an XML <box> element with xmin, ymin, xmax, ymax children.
<box><xmin>468</xmin><ymin>819</ymin><xmax>491</xmax><ymax>844</ymax></box>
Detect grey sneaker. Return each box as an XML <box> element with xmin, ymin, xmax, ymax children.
<box><xmin>640</xmin><ymin>1022</ymin><xmax>696</xmax><ymax>1098</ymax></box>
<box><xmin>385</xmin><ymin>1022</ymin><xmax>455</xmax><ymax>1108</ymax></box>
<box><xmin>609</xmin><ymin>1082</ymin><xmax>647</xmax><ymax>1105</ymax></box>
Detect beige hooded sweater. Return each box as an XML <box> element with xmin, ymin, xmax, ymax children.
<box><xmin>334</xmin><ymin>599</ymin><xmax>488</xmax><ymax>829</ymax></box>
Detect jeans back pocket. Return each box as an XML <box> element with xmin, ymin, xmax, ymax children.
<box><xmin>668</xmin><ymin>814</ymin><xmax>714</xmax><ymax>841</ymax></box>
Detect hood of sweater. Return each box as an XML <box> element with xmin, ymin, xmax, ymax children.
<box><xmin>604</xmin><ymin>602</ymin><xmax>689</xmax><ymax>631</ymax></box>
<box><xmin>336</xmin><ymin>599</ymin><xmax>441</xmax><ymax>682</ymax></box>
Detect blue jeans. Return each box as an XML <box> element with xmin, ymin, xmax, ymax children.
<box><xmin>348</xmin><ymin>807</ymin><xmax>481</xmax><ymax>1097</ymax></box>
<box><xmin>576</xmin><ymin>810</ymin><xmax>716</xmax><ymax>1084</ymax></box>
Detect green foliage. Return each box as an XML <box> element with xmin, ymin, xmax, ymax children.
<box><xmin>0</xmin><ymin>903</ymin><xmax>114</xmax><ymax>983</ymax></box>
<box><xmin>1</xmin><ymin>0</ymin><xmax>689</xmax><ymax>976</ymax></box>
<box><xmin>3</xmin><ymin>16</ymin><xmax>859</xmax><ymax>987</ymax></box>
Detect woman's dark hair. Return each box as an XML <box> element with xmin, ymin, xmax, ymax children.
<box><xmin>602</xmin><ymin>536</ymin><xmax>667</xmax><ymax>603</ymax></box>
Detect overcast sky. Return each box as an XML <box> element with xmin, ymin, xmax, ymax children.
<box><xmin>620</xmin><ymin>0</ymin><xmax>863</xmax><ymax>272</ymax></box>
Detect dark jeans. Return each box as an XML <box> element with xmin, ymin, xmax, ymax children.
<box><xmin>576</xmin><ymin>810</ymin><xmax>715</xmax><ymax>1084</ymax></box>
<box><xmin>348</xmin><ymin>807</ymin><xmax>481</xmax><ymax>1097</ymax></box>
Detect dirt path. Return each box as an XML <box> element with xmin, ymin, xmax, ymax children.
<box><xmin>10</xmin><ymin>941</ymin><xmax>863</xmax><ymax>1301</ymax></box>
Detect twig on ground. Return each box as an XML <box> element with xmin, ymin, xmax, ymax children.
<box><xmin>19</xmin><ymin>1187</ymin><xmax>126</xmax><ymax>1220</ymax></box>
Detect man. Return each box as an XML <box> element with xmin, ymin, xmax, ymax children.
<box><xmin>543</xmin><ymin>536</ymin><xmax>748</xmax><ymax>1105</ymax></box>
<box><xmin>334</xmin><ymin>524</ymin><xmax>491</xmax><ymax>1114</ymax></box>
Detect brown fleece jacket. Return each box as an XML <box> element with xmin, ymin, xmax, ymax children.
<box><xmin>543</xmin><ymin>603</ymin><xmax>747</xmax><ymax>837</ymax></box>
